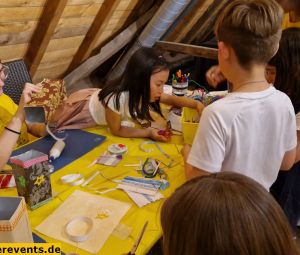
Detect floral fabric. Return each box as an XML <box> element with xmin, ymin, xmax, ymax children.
<box><xmin>28</xmin><ymin>79</ymin><xmax>67</xmax><ymax>121</ymax></box>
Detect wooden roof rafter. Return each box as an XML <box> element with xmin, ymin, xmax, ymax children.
<box><xmin>66</xmin><ymin>0</ymin><xmax>120</xmax><ymax>73</ymax></box>
<box><xmin>182</xmin><ymin>0</ymin><xmax>226</xmax><ymax>44</ymax></box>
<box><xmin>165</xmin><ymin>0</ymin><xmax>211</xmax><ymax>43</ymax></box>
<box><xmin>155</xmin><ymin>40</ymin><xmax>218</xmax><ymax>60</ymax></box>
<box><xmin>24</xmin><ymin>0</ymin><xmax>68</xmax><ymax>77</ymax></box>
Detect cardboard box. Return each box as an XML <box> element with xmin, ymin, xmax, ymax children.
<box><xmin>10</xmin><ymin>150</ymin><xmax>52</xmax><ymax>210</ymax></box>
<box><xmin>0</xmin><ymin>197</ymin><xmax>33</xmax><ymax>242</ymax></box>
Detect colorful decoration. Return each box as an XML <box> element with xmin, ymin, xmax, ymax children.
<box><xmin>18</xmin><ymin>176</ymin><xmax>26</xmax><ymax>188</ymax></box>
<box><xmin>34</xmin><ymin>175</ymin><xmax>45</xmax><ymax>186</ymax></box>
<box><xmin>190</xmin><ymin>89</ymin><xmax>225</xmax><ymax>106</ymax></box>
<box><xmin>172</xmin><ymin>69</ymin><xmax>190</xmax><ymax>84</ymax></box>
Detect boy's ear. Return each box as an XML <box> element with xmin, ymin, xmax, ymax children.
<box><xmin>271</xmin><ymin>42</ymin><xmax>280</xmax><ymax>58</ymax></box>
<box><xmin>218</xmin><ymin>41</ymin><xmax>230</xmax><ymax>61</ymax></box>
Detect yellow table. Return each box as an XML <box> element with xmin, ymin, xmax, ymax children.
<box><xmin>0</xmin><ymin>126</ymin><xmax>186</xmax><ymax>255</ymax></box>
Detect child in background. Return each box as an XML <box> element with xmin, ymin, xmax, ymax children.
<box><xmin>277</xmin><ymin>0</ymin><xmax>300</xmax><ymax>28</ymax></box>
<box><xmin>269</xmin><ymin>28</ymin><xmax>300</xmax><ymax>162</ymax></box>
<box><xmin>268</xmin><ymin>28</ymin><xmax>300</xmax><ymax>230</ymax></box>
<box><xmin>161</xmin><ymin>172</ymin><xmax>300</xmax><ymax>255</ymax></box>
<box><xmin>206</xmin><ymin>0</ymin><xmax>300</xmax><ymax>87</ymax></box>
<box><xmin>182</xmin><ymin>0</ymin><xmax>296</xmax><ymax>191</ymax></box>
<box><xmin>51</xmin><ymin>47</ymin><xmax>204</xmax><ymax>142</ymax></box>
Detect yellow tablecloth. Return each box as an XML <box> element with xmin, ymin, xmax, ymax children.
<box><xmin>0</xmin><ymin>126</ymin><xmax>186</xmax><ymax>255</ymax></box>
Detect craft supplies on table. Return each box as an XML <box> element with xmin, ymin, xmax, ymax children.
<box><xmin>65</xmin><ymin>216</ymin><xmax>93</xmax><ymax>242</ymax></box>
<box><xmin>88</xmin><ymin>150</ymin><xmax>123</xmax><ymax>168</ymax></box>
<box><xmin>141</xmin><ymin>158</ymin><xmax>161</xmax><ymax>178</ymax></box>
<box><xmin>139</xmin><ymin>141</ymin><xmax>175</xmax><ymax>168</ymax></box>
<box><xmin>2</xmin><ymin>126</ymin><xmax>186</xmax><ymax>254</ymax></box>
<box><xmin>0</xmin><ymin>169</ymin><xmax>15</xmax><ymax>189</ymax></box>
<box><xmin>121</xmin><ymin>176</ymin><xmax>169</xmax><ymax>191</ymax></box>
<box><xmin>127</xmin><ymin>221</ymin><xmax>148</xmax><ymax>255</ymax></box>
<box><xmin>96</xmin><ymin>153</ymin><xmax>123</xmax><ymax>167</ymax></box>
<box><xmin>35</xmin><ymin>190</ymin><xmax>131</xmax><ymax>254</ymax></box>
<box><xmin>123</xmin><ymin>189</ymin><xmax>163</xmax><ymax>208</ymax></box>
<box><xmin>108</xmin><ymin>143</ymin><xmax>128</xmax><ymax>155</ymax></box>
<box><xmin>49</xmin><ymin>140</ymin><xmax>65</xmax><ymax>162</ymax></box>
<box><xmin>181</xmin><ymin>107</ymin><xmax>200</xmax><ymax>145</ymax></box>
<box><xmin>116</xmin><ymin>176</ymin><xmax>168</xmax><ymax>207</ymax></box>
<box><xmin>81</xmin><ymin>171</ymin><xmax>100</xmax><ymax>187</ymax></box>
<box><xmin>168</xmin><ymin>90</ymin><xmax>226</xmax><ymax>143</ymax></box>
<box><xmin>60</xmin><ymin>173</ymin><xmax>85</xmax><ymax>186</ymax></box>
<box><xmin>168</xmin><ymin>108</ymin><xmax>182</xmax><ymax>132</ymax></box>
<box><xmin>172</xmin><ymin>70</ymin><xmax>189</xmax><ymax>96</ymax></box>
<box><xmin>12</xmin><ymin>130</ymin><xmax>106</xmax><ymax>173</ymax></box>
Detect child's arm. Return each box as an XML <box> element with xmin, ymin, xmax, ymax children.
<box><xmin>160</xmin><ymin>93</ymin><xmax>204</xmax><ymax>113</ymax></box>
<box><xmin>0</xmin><ymin>83</ymin><xmax>41</xmax><ymax>169</ymax></box>
<box><xmin>280</xmin><ymin>147</ymin><xmax>296</xmax><ymax>170</ymax></box>
<box><xmin>181</xmin><ymin>144</ymin><xmax>210</xmax><ymax>180</ymax></box>
<box><xmin>205</xmin><ymin>65</ymin><xmax>226</xmax><ymax>87</ymax></box>
<box><xmin>105</xmin><ymin>107</ymin><xmax>170</xmax><ymax>142</ymax></box>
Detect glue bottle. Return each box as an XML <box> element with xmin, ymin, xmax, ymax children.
<box><xmin>49</xmin><ymin>140</ymin><xmax>65</xmax><ymax>162</ymax></box>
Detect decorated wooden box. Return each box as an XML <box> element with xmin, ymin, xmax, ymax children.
<box><xmin>10</xmin><ymin>150</ymin><xmax>52</xmax><ymax>210</ymax></box>
<box><xmin>0</xmin><ymin>197</ymin><xmax>33</xmax><ymax>242</ymax></box>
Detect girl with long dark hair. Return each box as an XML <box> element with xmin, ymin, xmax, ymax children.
<box><xmin>51</xmin><ymin>47</ymin><xmax>203</xmax><ymax>142</ymax></box>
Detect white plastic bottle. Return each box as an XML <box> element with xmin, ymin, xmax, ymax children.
<box><xmin>49</xmin><ymin>140</ymin><xmax>65</xmax><ymax>162</ymax></box>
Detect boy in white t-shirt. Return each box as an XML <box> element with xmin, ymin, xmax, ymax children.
<box><xmin>182</xmin><ymin>0</ymin><xmax>297</xmax><ymax>190</ymax></box>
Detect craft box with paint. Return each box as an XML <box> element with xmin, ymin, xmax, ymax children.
<box><xmin>10</xmin><ymin>150</ymin><xmax>52</xmax><ymax>210</ymax></box>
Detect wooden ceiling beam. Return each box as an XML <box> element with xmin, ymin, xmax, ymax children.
<box><xmin>24</xmin><ymin>0</ymin><xmax>68</xmax><ymax>77</ymax></box>
<box><xmin>66</xmin><ymin>0</ymin><xmax>119</xmax><ymax>73</ymax></box>
<box><xmin>182</xmin><ymin>0</ymin><xmax>226</xmax><ymax>44</ymax></box>
<box><xmin>165</xmin><ymin>0</ymin><xmax>209</xmax><ymax>43</ymax></box>
<box><xmin>155</xmin><ymin>40</ymin><xmax>218</xmax><ymax>60</ymax></box>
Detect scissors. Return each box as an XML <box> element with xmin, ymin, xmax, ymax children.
<box><xmin>127</xmin><ymin>221</ymin><xmax>148</xmax><ymax>255</ymax></box>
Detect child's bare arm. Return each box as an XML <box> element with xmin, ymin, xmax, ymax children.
<box><xmin>181</xmin><ymin>144</ymin><xmax>210</xmax><ymax>180</ymax></box>
<box><xmin>280</xmin><ymin>147</ymin><xmax>297</xmax><ymax>170</ymax></box>
<box><xmin>0</xmin><ymin>83</ymin><xmax>41</xmax><ymax>169</ymax></box>
<box><xmin>160</xmin><ymin>93</ymin><xmax>204</xmax><ymax>113</ymax></box>
<box><xmin>105</xmin><ymin>107</ymin><xmax>169</xmax><ymax>142</ymax></box>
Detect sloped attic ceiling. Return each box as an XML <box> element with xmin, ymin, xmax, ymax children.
<box><xmin>0</xmin><ymin>0</ymin><xmax>224</xmax><ymax>88</ymax></box>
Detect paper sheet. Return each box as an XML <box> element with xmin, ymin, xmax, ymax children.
<box><xmin>35</xmin><ymin>190</ymin><xmax>131</xmax><ymax>254</ymax></box>
<box><xmin>124</xmin><ymin>190</ymin><xmax>164</xmax><ymax>207</ymax></box>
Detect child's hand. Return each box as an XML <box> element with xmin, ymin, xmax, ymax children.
<box><xmin>196</xmin><ymin>101</ymin><xmax>205</xmax><ymax>114</ymax></box>
<box><xmin>16</xmin><ymin>83</ymin><xmax>42</xmax><ymax>121</ymax></box>
<box><xmin>206</xmin><ymin>65</ymin><xmax>225</xmax><ymax>87</ymax></box>
<box><xmin>148</xmin><ymin>128</ymin><xmax>171</xmax><ymax>142</ymax></box>
<box><xmin>19</xmin><ymin>83</ymin><xmax>42</xmax><ymax>108</ymax></box>
<box><xmin>158</xmin><ymin>129</ymin><xmax>172</xmax><ymax>137</ymax></box>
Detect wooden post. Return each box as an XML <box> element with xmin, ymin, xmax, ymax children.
<box><xmin>24</xmin><ymin>0</ymin><xmax>68</xmax><ymax>77</ymax></box>
<box><xmin>155</xmin><ymin>40</ymin><xmax>218</xmax><ymax>60</ymax></box>
<box><xmin>66</xmin><ymin>0</ymin><xmax>119</xmax><ymax>73</ymax></box>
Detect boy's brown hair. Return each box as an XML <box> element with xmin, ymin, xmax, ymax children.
<box><xmin>215</xmin><ymin>0</ymin><xmax>284</xmax><ymax>69</ymax></box>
